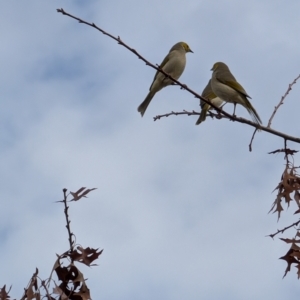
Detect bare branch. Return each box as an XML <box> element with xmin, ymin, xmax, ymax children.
<box><xmin>154</xmin><ymin>110</ymin><xmax>300</xmax><ymax>144</ymax></box>
<box><xmin>62</xmin><ymin>188</ymin><xmax>75</xmax><ymax>251</ymax></box>
<box><xmin>268</xmin><ymin>220</ymin><xmax>300</xmax><ymax>239</ymax></box>
<box><xmin>153</xmin><ymin>110</ymin><xmax>201</xmax><ymax>120</ymax></box>
<box><xmin>267</xmin><ymin>74</ymin><xmax>300</xmax><ymax>128</ymax></box>
<box><xmin>56</xmin><ymin>9</ymin><xmax>238</xmax><ymax>122</ymax></box>
<box><xmin>57</xmin><ymin>8</ymin><xmax>300</xmax><ymax>145</ymax></box>
<box><xmin>249</xmin><ymin>128</ymin><xmax>258</xmax><ymax>152</ymax></box>
<box><xmin>268</xmin><ymin>148</ymin><xmax>298</xmax><ymax>155</ymax></box>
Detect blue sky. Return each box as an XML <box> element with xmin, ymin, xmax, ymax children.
<box><xmin>0</xmin><ymin>1</ymin><xmax>300</xmax><ymax>299</ymax></box>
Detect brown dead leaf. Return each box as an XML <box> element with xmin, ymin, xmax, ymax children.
<box><xmin>73</xmin><ymin>282</ymin><xmax>91</xmax><ymax>300</ymax></box>
<box><xmin>296</xmin><ymin>264</ymin><xmax>300</xmax><ymax>279</ymax></box>
<box><xmin>291</xmin><ymin>243</ymin><xmax>300</xmax><ymax>251</ymax></box>
<box><xmin>70</xmin><ymin>188</ymin><xmax>97</xmax><ymax>202</ymax></box>
<box><xmin>290</xmin><ymin>251</ymin><xmax>300</xmax><ymax>259</ymax></box>
<box><xmin>280</xmin><ymin>248</ymin><xmax>299</xmax><ymax>278</ymax></box>
<box><xmin>55</xmin><ymin>265</ymin><xmax>70</xmax><ymax>282</ymax></box>
<box><xmin>69</xmin><ymin>246</ymin><xmax>103</xmax><ymax>266</ymax></box>
<box><xmin>280</xmin><ymin>238</ymin><xmax>300</xmax><ymax>244</ymax></box>
<box><xmin>52</xmin><ymin>283</ymin><xmax>69</xmax><ymax>300</ymax></box>
<box><xmin>20</xmin><ymin>269</ymin><xmax>40</xmax><ymax>300</ymax></box>
<box><xmin>294</xmin><ymin>208</ymin><xmax>300</xmax><ymax>214</ymax></box>
<box><xmin>70</xmin><ymin>265</ymin><xmax>85</xmax><ymax>283</ymax></box>
<box><xmin>282</xmin><ymin>168</ymin><xmax>294</xmax><ymax>205</ymax></box>
<box><xmin>0</xmin><ymin>285</ymin><xmax>12</xmax><ymax>300</ymax></box>
<box><xmin>269</xmin><ymin>195</ymin><xmax>284</xmax><ymax>220</ymax></box>
<box><xmin>270</xmin><ymin>164</ymin><xmax>300</xmax><ymax>220</ymax></box>
<box><xmin>295</xmin><ymin>191</ymin><xmax>300</xmax><ymax>208</ymax></box>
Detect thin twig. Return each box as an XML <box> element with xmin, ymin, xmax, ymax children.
<box><xmin>153</xmin><ymin>110</ymin><xmax>202</xmax><ymax>120</ymax></box>
<box><xmin>41</xmin><ymin>279</ymin><xmax>53</xmax><ymax>300</ymax></box>
<box><xmin>267</xmin><ymin>75</ymin><xmax>300</xmax><ymax>128</ymax></box>
<box><xmin>62</xmin><ymin>188</ymin><xmax>74</xmax><ymax>251</ymax></box>
<box><xmin>154</xmin><ymin>110</ymin><xmax>300</xmax><ymax>144</ymax></box>
<box><xmin>268</xmin><ymin>148</ymin><xmax>298</xmax><ymax>155</ymax></box>
<box><xmin>284</xmin><ymin>139</ymin><xmax>289</xmax><ymax>164</ymax></box>
<box><xmin>268</xmin><ymin>220</ymin><xmax>300</xmax><ymax>238</ymax></box>
<box><xmin>249</xmin><ymin>128</ymin><xmax>258</xmax><ymax>152</ymax></box>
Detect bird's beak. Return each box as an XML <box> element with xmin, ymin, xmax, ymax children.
<box><xmin>189</xmin><ymin>49</ymin><xmax>194</xmax><ymax>53</ymax></box>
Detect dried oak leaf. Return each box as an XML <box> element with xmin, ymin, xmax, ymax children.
<box><xmin>289</xmin><ymin>168</ymin><xmax>300</xmax><ymax>188</ymax></box>
<box><xmin>294</xmin><ymin>191</ymin><xmax>300</xmax><ymax>208</ymax></box>
<box><xmin>279</xmin><ymin>238</ymin><xmax>300</xmax><ymax>244</ymax></box>
<box><xmin>270</xmin><ymin>165</ymin><xmax>300</xmax><ymax>219</ymax></box>
<box><xmin>296</xmin><ymin>264</ymin><xmax>300</xmax><ymax>279</ymax></box>
<box><xmin>291</xmin><ymin>243</ymin><xmax>300</xmax><ymax>252</ymax></box>
<box><xmin>294</xmin><ymin>208</ymin><xmax>300</xmax><ymax>214</ymax></box>
<box><xmin>280</xmin><ymin>248</ymin><xmax>300</xmax><ymax>278</ymax></box>
<box><xmin>67</xmin><ymin>265</ymin><xmax>80</xmax><ymax>282</ymax></box>
<box><xmin>57</xmin><ymin>283</ymin><xmax>75</xmax><ymax>299</ymax></box>
<box><xmin>69</xmin><ymin>246</ymin><xmax>103</xmax><ymax>266</ymax></box>
<box><xmin>268</xmin><ymin>194</ymin><xmax>284</xmax><ymax>220</ymax></box>
<box><xmin>73</xmin><ymin>282</ymin><xmax>91</xmax><ymax>300</ymax></box>
<box><xmin>69</xmin><ymin>265</ymin><xmax>85</xmax><ymax>283</ymax></box>
<box><xmin>57</xmin><ymin>281</ymin><xmax>84</xmax><ymax>300</ymax></box>
<box><xmin>290</xmin><ymin>251</ymin><xmax>300</xmax><ymax>259</ymax></box>
<box><xmin>21</xmin><ymin>269</ymin><xmax>40</xmax><ymax>300</ymax></box>
<box><xmin>55</xmin><ymin>265</ymin><xmax>70</xmax><ymax>283</ymax></box>
<box><xmin>281</xmin><ymin>167</ymin><xmax>295</xmax><ymax>205</ymax></box>
<box><xmin>52</xmin><ymin>283</ymin><xmax>68</xmax><ymax>300</ymax></box>
<box><xmin>0</xmin><ymin>285</ymin><xmax>12</xmax><ymax>300</ymax></box>
<box><xmin>70</xmin><ymin>188</ymin><xmax>97</xmax><ymax>202</ymax></box>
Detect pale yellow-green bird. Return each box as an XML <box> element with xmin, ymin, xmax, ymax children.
<box><xmin>210</xmin><ymin>62</ymin><xmax>262</xmax><ymax>124</ymax></box>
<box><xmin>195</xmin><ymin>79</ymin><xmax>224</xmax><ymax>125</ymax></box>
<box><xmin>137</xmin><ymin>42</ymin><xmax>193</xmax><ymax>116</ymax></box>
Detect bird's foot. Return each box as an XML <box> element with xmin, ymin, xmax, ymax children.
<box><xmin>216</xmin><ymin>107</ymin><xmax>223</xmax><ymax>119</ymax></box>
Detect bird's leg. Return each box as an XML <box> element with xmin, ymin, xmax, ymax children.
<box><xmin>215</xmin><ymin>103</ymin><xmax>226</xmax><ymax>119</ymax></box>
<box><xmin>216</xmin><ymin>106</ymin><xmax>223</xmax><ymax>118</ymax></box>
<box><xmin>233</xmin><ymin>103</ymin><xmax>237</xmax><ymax>117</ymax></box>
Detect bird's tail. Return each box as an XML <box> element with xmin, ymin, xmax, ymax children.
<box><xmin>243</xmin><ymin>98</ymin><xmax>262</xmax><ymax>125</ymax></box>
<box><xmin>196</xmin><ymin>103</ymin><xmax>210</xmax><ymax>125</ymax></box>
<box><xmin>137</xmin><ymin>90</ymin><xmax>156</xmax><ymax>117</ymax></box>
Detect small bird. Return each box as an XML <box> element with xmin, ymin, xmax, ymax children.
<box><xmin>210</xmin><ymin>62</ymin><xmax>262</xmax><ymax>124</ymax></box>
<box><xmin>137</xmin><ymin>42</ymin><xmax>193</xmax><ymax>117</ymax></box>
<box><xmin>195</xmin><ymin>79</ymin><xmax>224</xmax><ymax>125</ymax></box>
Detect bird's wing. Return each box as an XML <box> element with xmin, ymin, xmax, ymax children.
<box><xmin>202</xmin><ymin>90</ymin><xmax>216</xmax><ymax>100</ymax></box>
<box><xmin>217</xmin><ymin>75</ymin><xmax>251</xmax><ymax>99</ymax></box>
<box><xmin>149</xmin><ymin>54</ymin><xmax>171</xmax><ymax>91</ymax></box>
<box><xmin>201</xmin><ymin>80</ymin><xmax>216</xmax><ymax>100</ymax></box>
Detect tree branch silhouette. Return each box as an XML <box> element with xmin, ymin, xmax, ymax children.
<box><xmin>267</xmin><ymin>74</ymin><xmax>300</xmax><ymax>128</ymax></box>
<box><xmin>57</xmin><ymin>8</ymin><xmax>300</xmax><ymax>145</ymax></box>
<box><xmin>62</xmin><ymin>188</ymin><xmax>75</xmax><ymax>251</ymax></box>
<box><xmin>249</xmin><ymin>75</ymin><xmax>300</xmax><ymax>151</ymax></box>
<box><xmin>268</xmin><ymin>219</ymin><xmax>300</xmax><ymax>239</ymax></box>
<box><xmin>154</xmin><ymin>109</ymin><xmax>300</xmax><ymax>143</ymax></box>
